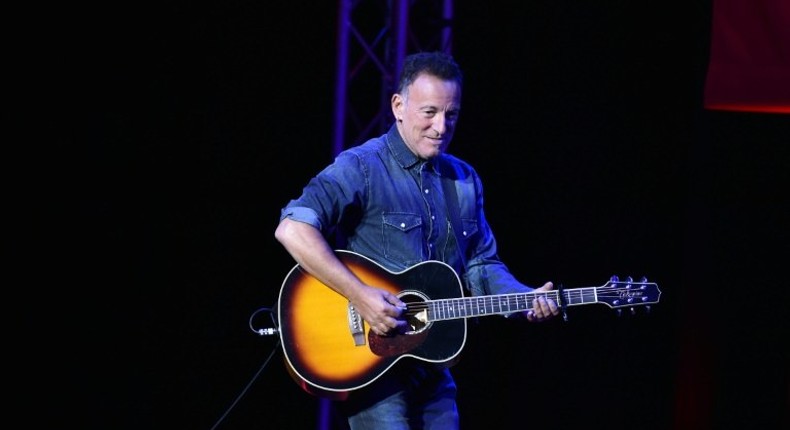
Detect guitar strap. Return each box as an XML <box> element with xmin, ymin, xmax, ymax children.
<box><xmin>440</xmin><ymin>168</ymin><xmax>469</xmax><ymax>287</ymax></box>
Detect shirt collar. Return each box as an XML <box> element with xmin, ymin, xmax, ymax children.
<box><xmin>385</xmin><ymin>124</ymin><xmax>441</xmax><ymax>174</ymax></box>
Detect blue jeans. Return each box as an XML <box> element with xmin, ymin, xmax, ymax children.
<box><xmin>336</xmin><ymin>362</ymin><xmax>459</xmax><ymax>430</ymax></box>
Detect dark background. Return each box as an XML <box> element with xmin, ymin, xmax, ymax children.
<box><xmin>46</xmin><ymin>1</ymin><xmax>787</xmax><ymax>429</ymax></box>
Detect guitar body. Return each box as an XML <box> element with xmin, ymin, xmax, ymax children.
<box><xmin>277</xmin><ymin>250</ymin><xmax>466</xmax><ymax>397</ymax></box>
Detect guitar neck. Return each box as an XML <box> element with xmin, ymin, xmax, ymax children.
<box><xmin>419</xmin><ymin>289</ymin><xmax>578</xmax><ymax>321</ymax></box>
<box><xmin>419</xmin><ymin>284</ymin><xmax>654</xmax><ymax>321</ymax></box>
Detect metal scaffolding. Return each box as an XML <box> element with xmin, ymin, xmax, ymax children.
<box><xmin>332</xmin><ymin>0</ymin><xmax>455</xmax><ymax>155</ymax></box>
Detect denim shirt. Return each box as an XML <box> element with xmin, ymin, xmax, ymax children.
<box><xmin>280</xmin><ymin>124</ymin><xmax>534</xmax><ymax>297</ymax></box>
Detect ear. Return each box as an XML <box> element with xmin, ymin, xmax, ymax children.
<box><xmin>391</xmin><ymin>93</ymin><xmax>404</xmax><ymax>122</ymax></box>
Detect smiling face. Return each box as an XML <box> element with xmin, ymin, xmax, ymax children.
<box><xmin>391</xmin><ymin>73</ymin><xmax>461</xmax><ymax>160</ymax></box>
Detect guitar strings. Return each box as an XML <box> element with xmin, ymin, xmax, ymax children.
<box><xmin>399</xmin><ymin>286</ymin><xmax>654</xmax><ymax>316</ymax></box>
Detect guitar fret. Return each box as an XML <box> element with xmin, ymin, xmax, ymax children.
<box><xmin>427</xmin><ymin>286</ymin><xmax>646</xmax><ymax>321</ymax></box>
<box><xmin>462</xmin><ymin>293</ymin><xmax>534</xmax><ymax>317</ymax></box>
<box><xmin>562</xmin><ymin>287</ymin><xmax>596</xmax><ymax>305</ymax></box>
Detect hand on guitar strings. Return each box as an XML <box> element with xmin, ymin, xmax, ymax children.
<box><xmin>525</xmin><ymin>282</ymin><xmax>560</xmax><ymax>323</ymax></box>
<box><xmin>352</xmin><ymin>284</ymin><xmax>409</xmax><ymax>336</ymax></box>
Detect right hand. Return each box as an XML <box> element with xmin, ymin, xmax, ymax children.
<box><xmin>351</xmin><ymin>285</ymin><xmax>408</xmax><ymax>336</ymax></box>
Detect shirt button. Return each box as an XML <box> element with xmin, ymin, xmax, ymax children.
<box><xmin>431</xmin><ymin>215</ymin><xmax>435</xmax><ymax>220</ymax></box>
<box><xmin>462</xmin><ymin>231</ymin><xmax>468</xmax><ymax>236</ymax></box>
<box><xmin>400</xmin><ymin>223</ymin><xmax>406</xmax><ymax>228</ymax></box>
<box><xmin>424</xmin><ymin>189</ymin><xmax>429</xmax><ymax>194</ymax></box>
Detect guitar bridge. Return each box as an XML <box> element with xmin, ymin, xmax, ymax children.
<box><xmin>347</xmin><ymin>302</ymin><xmax>366</xmax><ymax>346</ymax></box>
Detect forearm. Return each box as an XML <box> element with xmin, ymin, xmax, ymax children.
<box><xmin>274</xmin><ymin>217</ymin><xmax>365</xmax><ymax>302</ymax></box>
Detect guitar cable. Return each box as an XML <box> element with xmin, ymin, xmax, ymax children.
<box><xmin>250</xmin><ymin>305</ymin><xmax>280</xmax><ymax>336</ymax></box>
<box><xmin>209</xmin><ymin>305</ymin><xmax>281</xmax><ymax>430</ymax></box>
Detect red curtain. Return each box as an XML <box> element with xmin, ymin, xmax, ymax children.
<box><xmin>704</xmin><ymin>0</ymin><xmax>790</xmax><ymax>113</ymax></box>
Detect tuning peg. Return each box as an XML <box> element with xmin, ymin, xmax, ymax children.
<box><xmin>626</xmin><ymin>276</ymin><xmax>633</xmax><ymax>284</ymax></box>
<box><xmin>616</xmin><ymin>309</ymin><xmax>623</xmax><ymax>317</ymax></box>
<box><xmin>645</xmin><ymin>305</ymin><xmax>652</xmax><ymax>314</ymax></box>
<box><xmin>610</xmin><ymin>275</ymin><xmax>620</xmax><ymax>282</ymax></box>
<box><xmin>630</xmin><ymin>307</ymin><xmax>636</xmax><ymax>315</ymax></box>
<box><xmin>640</xmin><ymin>276</ymin><xmax>648</xmax><ymax>283</ymax></box>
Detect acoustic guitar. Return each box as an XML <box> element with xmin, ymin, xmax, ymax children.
<box><xmin>276</xmin><ymin>250</ymin><xmax>661</xmax><ymax>399</ymax></box>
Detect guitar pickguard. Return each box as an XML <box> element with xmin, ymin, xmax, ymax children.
<box><xmin>368</xmin><ymin>329</ymin><xmax>430</xmax><ymax>357</ymax></box>
<box><xmin>368</xmin><ymin>290</ymin><xmax>432</xmax><ymax>357</ymax></box>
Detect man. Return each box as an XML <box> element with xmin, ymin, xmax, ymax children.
<box><xmin>275</xmin><ymin>51</ymin><xmax>559</xmax><ymax>429</ymax></box>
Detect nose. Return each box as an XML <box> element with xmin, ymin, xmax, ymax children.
<box><xmin>432</xmin><ymin>114</ymin><xmax>447</xmax><ymax>136</ymax></box>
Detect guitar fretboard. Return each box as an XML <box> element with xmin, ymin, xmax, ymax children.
<box><xmin>425</xmin><ymin>288</ymin><xmax>598</xmax><ymax>321</ymax></box>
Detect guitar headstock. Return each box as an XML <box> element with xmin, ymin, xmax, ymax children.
<box><xmin>596</xmin><ymin>276</ymin><xmax>661</xmax><ymax>312</ymax></box>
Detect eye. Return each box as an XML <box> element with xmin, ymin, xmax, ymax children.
<box><xmin>422</xmin><ymin>109</ymin><xmax>437</xmax><ymax>118</ymax></box>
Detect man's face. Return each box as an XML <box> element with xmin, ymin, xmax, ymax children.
<box><xmin>392</xmin><ymin>74</ymin><xmax>461</xmax><ymax>160</ymax></box>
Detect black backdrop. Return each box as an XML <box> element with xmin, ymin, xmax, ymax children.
<box><xmin>48</xmin><ymin>1</ymin><xmax>788</xmax><ymax>429</ymax></box>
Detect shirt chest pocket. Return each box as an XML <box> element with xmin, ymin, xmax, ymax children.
<box><xmin>459</xmin><ymin>218</ymin><xmax>479</xmax><ymax>241</ymax></box>
<box><xmin>382</xmin><ymin>213</ymin><xmax>424</xmax><ymax>266</ymax></box>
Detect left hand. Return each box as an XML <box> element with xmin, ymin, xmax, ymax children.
<box><xmin>526</xmin><ymin>281</ymin><xmax>560</xmax><ymax>323</ymax></box>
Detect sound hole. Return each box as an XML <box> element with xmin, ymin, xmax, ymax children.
<box><xmin>399</xmin><ymin>290</ymin><xmax>430</xmax><ymax>334</ymax></box>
